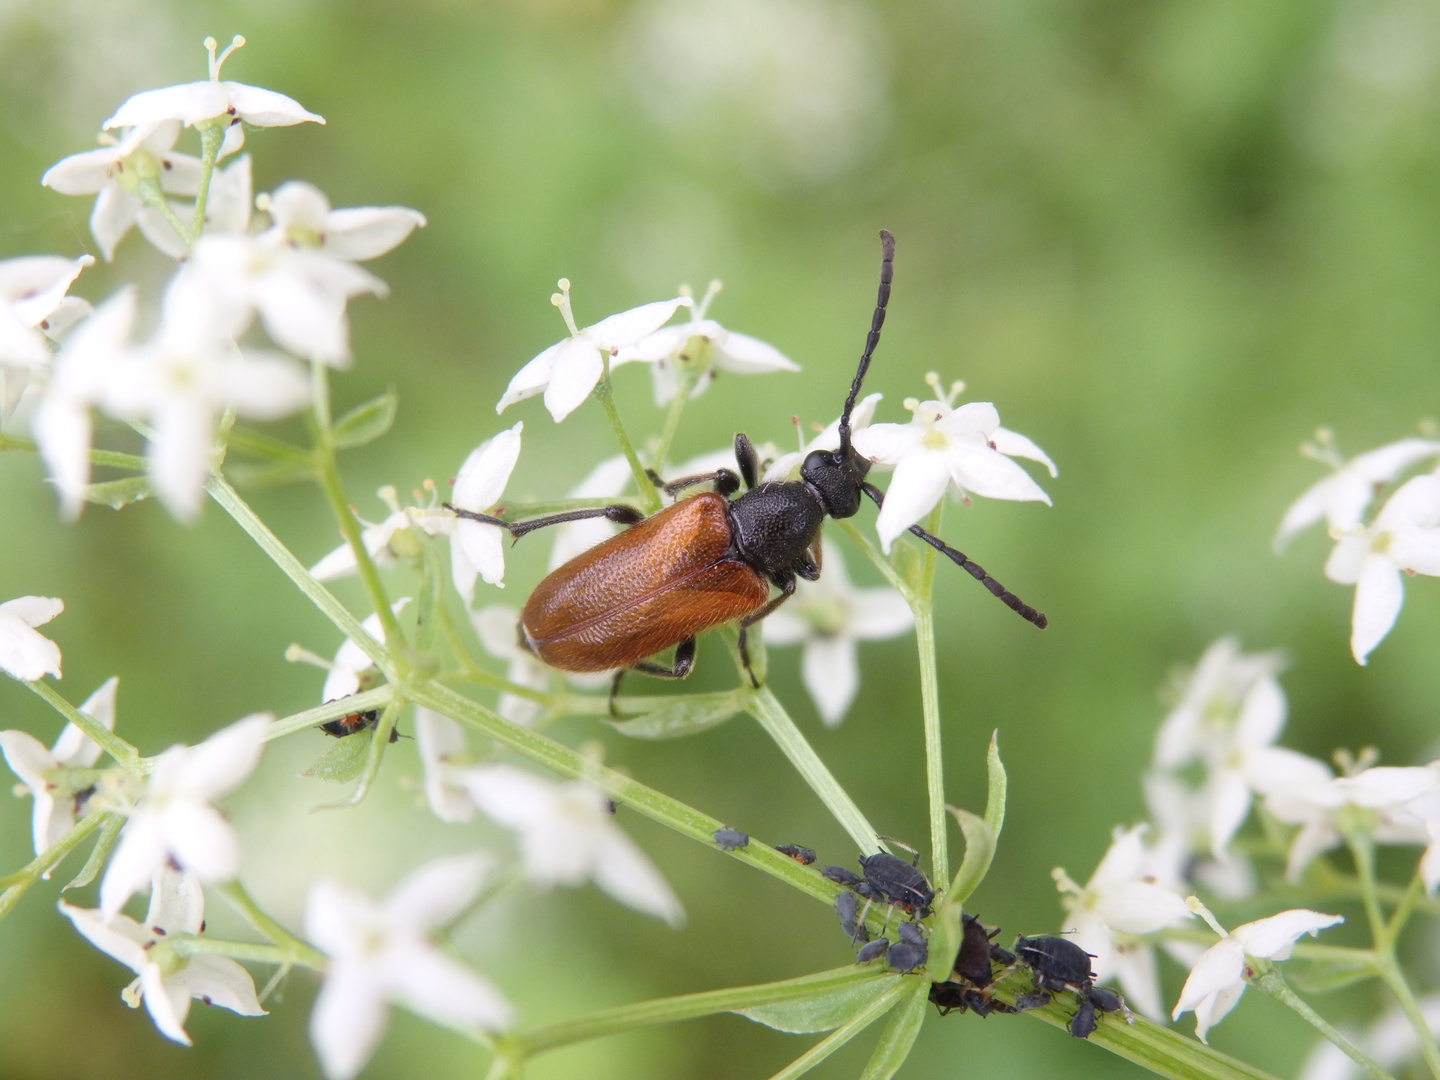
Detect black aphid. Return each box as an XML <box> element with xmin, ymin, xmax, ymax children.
<box><xmin>856</xmin><ymin>939</ymin><xmax>889</xmax><ymax>964</ymax></box>
<box><xmin>888</xmin><ymin>941</ymin><xmax>927</xmax><ymax>972</ymax></box>
<box><xmin>930</xmin><ymin>915</ymin><xmax>1026</xmax><ymax>1018</ymax></box>
<box><xmin>1013</xmin><ymin>935</ymin><xmax>1130</xmax><ymax>1038</ymax></box>
<box><xmin>857</xmin><ymin>850</ymin><xmax>934</xmax><ymax>918</ymax></box>
<box><xmin>775</xmin><ymin>844</ymin><xmax>817</xmax><ymax>865</ymax></box>
<box><xmin>834</xmin><ymin>890</ymin><xmax>867</xmax><ymax>943</ymax></box>
<box><xmin>712</xmin><ymin>828</ymin><xmax>749</xmax><ymax>851</ymax></box>
<box><xmin>822</xmin><ymin>865</ymin><xmax>867</xmax><ymax>891</ymax></box>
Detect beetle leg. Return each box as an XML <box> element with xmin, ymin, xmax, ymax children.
<box><xmin>736</xmin><ymin>573</ymin><xmax>798</xmax><ymax>688</ymax></box>
<box><xmin>661</xmin><ymin>469</ymin><xmax>741</xmax><ymax>498</ymax></box>
<box><xmin>734</xmin><ymin>433</ymin><xmax>759</xmax><ymax>490</ymax></box>
<box><xmin>443</xmin><ymin>503</ymin><xmax>646</xmax><ymax>539</ymax></box>
<box><xmin>794</xmin><ymin>552</ymin><xmax>820</xmax><ymax>581</ymax></box>
<box><xmin>608</xmin><ymin>638</ymin><xmax>697</xmax><ymax>716</ymax></box>
<box><xmin>859</xmin><ymin>482</ymin><xmax>1048</xmax><ymax>629</ymax></box>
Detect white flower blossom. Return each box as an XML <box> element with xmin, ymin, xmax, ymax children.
<box><xmin>612</xmin><ymin>280</ymin><xmax>797</xmax><ymax>405</ymax></box>
<box><xmin>309</xmin><ymin>488</ymin><xmax>454</xmax><ymax>582</ymax></box>
<box><xmin>413</xmin><ymin>708</ymin><xmax>474</xmax><ymax>824</ymax></box>
<box><xmin>0</xmin><ymin>595</ymin><xmax>64</xmax><ymax>681</ymax></box>
<box><xmin>186</xmin><ymin>180</ymin><xmax>424</xmax><ymax>365</ymax></box>
<box><xmin>306</xmin><ymin>854</ymin><xmax>512</xmax><ymax>1080</ymax></box>
<box><xmin>497</xmin><ymin>279</ymin><xmax>690</xmax><ymax>422</ymax></box>
<box><xmin>103</xmin><ymin>35</ymin><xmax>324</xmax><ymax>135</ymax></box>
<box><xmin>763</xmin><ymin>546</ymin><xmax>912</xmax><ymax>726</ymax></box>
<box><xmin>447</xmin><ymin>423</ymin><xmax>524</xmax><ymax>601</ymax></box>
<box><xmin>61</xmin><ymin>869</ymin><xmax>264</xmax><ymax>1045</ymax></box>
<box><xmin>1054</xmin><ymin>825</ymin><xmax>1193</xmax><ymax>1020</ymax></box>
<box><xmin>42</xmin><ymin>121</ymin><xmax>204</xmax><ymax>261</ymax></box>
<box><xmin>850</xmin><ymin>377</ymin><xmax>1056</xmax><ymax>552</ymax></box>
<box><xmin>1173</xmin><ymin>906</ymin><xmax>1343</xmax><ymax>1043</ymax></box>
<box><xmin>1</xmin><ymin>676</ymin><xmax>116</xmax><ymax>859</ymax></box>
<box><xmin>1275</xmin><ymin>436</ymin><xmax>1440</xmax><ymax>552</ymax></box>
<box><xmin>460</xmin><ymin>764</ymin><xmax>684</xmax><ymax>925</ymax></box>
<box><xmin>471</xmin><ymin>606</ymin><xmax>550</xmax><ymax>726</ymax></box>
<box><xmin>1265</xmin><ymin>763</ymin><xmax>1440</xmax><ymax>889</ymax></box>
<box><xmin>100</xmin><ymin>713</ymin><xmax>270</xmax><ymax>920</ymax></box>
<box><xmin>321</xmin><ymin>601</ymin><xmax>410</xmax><ymax>704</ymax></box>
<box><xmin>0</xmin><ymin>253</ymin><xmax>93</xmax><ymax>421</ymax></box>
<box><xmin>1323</xmin><ymin>473</ymin><xmax>1440</xmax><ymax>664</ymax></box>
<box><xmin>762</xmin><ymin>392</ymin><xmax>883</xmax><ymax>483</ymax></box>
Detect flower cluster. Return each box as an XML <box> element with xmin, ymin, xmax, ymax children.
<box><xmin>1276</xmin><ymin>432</ymin><xmax>1440</xmax><ymax>663</ymax></box>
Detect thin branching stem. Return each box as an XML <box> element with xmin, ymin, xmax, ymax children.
<box><xmin>593</xmin><ymin>355</ymin><xmax>661</xmax><ymax>514</ymax></box>
<box><xmin>1255</xmin><ymin>970</ymin><xmax>1395</xmax><ymax>1080</ymax></box>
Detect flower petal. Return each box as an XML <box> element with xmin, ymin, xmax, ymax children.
<box><xmin>453</xmin><ymin>423</ymin><xmax>523</xmax><ymax>512</ymax></box>
<box><xmin>802</xmin><ymin>634</ymin><xmax>859</xmax><ymax>727</ymax></box>
<box><xmin>174</xmin><ymin>713</ymin><xmax>270</xmax><ymax>799</ymax></box>
<box><xmin>1233</xmin><ymin>909</ymin><xmax>1343</xmax><ymax>959</ymax></box>
<box><xmin>223</xmin><ymin>81</ymin><xmax>325</xmax><ymax>126</ymax></box>
<box><xmin>101</xmin><ymin>818</ymin><xmax>169</xmax><ymax>919</ymax></box>
<box><xmin>384</xmin><ymin>853</ymin><xmax>490</xmax><ymax>933</ymax></box>
<box><xmin>1350</xmin><ymin>556</ymin><xmax>1404</xmax><ymax>665</ymax></box>
<box><xmin>386</xmin><ymin>946</ymin><xmax>512</xmax><ymax>1031</ymax></box>
<box><xmin>849</xmin><ymin>587</ymin><xmax>915</xmax><ymax>641</ymax></box>
<box><xmin>59</xmin><ymin>902</ymin><xmax>150</xmax><ymax>971</ymax></box>
<box><xmin>52</xmin><ymin>675</ymin><xmax>118</xmax><ymax>768</ymax></box>
<box><xmin>176</xmin><ymin>952</ymin><xmax>266</xmax><ymax>1016</ymax></box>
<box><xmin>712</xmin><ymin>329</ymin><xmax>798</xmax><ymax>373</ymax></box>
<box><xmin>1172</xmin><ymin>939</ymin><xmax>1244</xmax><ymax>1019</ymax></box>
<box><xmin>585</xmin><ymin>298</ymin><xmax>689</xmax><ymax>351</ymax></box>
<box><xmin>945</xmin><ymin>443</ymin><xmax>1052</xmax><ymax>504</ymax></box>
<box><xmin>0</xmin><ymin>608</ymin><xmax>64</xmax><ymax>680</ymax></box>
<box><xmin>991</xmin><ymin>426</ymin><xmax>1058</xmax><ymax>477</ymax></box>
<box><xmin>496</xmin><ymin>341</ymin><xmax>561</xmax><ymax>413</ymax></box>
<box><xmin>591</xmin><ymin>828</ymin><xmax>685</xmax><ymax>926</ymax></box>
<box><xmin>413</xmin><ymin>708</ymin><xmax>474</xmax><ymax>824</ymax></box>
<box><xmin>322</xmin><ymin>207</ymin><xmax>427</xmax><ymax>261</ymax></box>
<box><xmin>873</xmin><ymin>449</ymin><xmax>950</xmax><ymax>552</ymax></box>
<box><xmin>310</xmin><ymin>960</ymin><xmax>389</xmax><ymax>1080</ymax></box>
<box><xmin>542</xmin><ymin>336</ymin><xmax>605</xmax><ymax>422</ymax></box>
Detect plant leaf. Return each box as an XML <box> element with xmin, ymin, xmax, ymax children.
<box><xmin>84</xmin><ymin>476</ymin><xmax>152</xmax><ymax>509</ymax></box>
<box><xmin>857</xmin><ymin>980</ymin><xmax>928</xmax><ymax>1080</ymax></box>
<box><xmin>63</xmin><ymin>813</ymin><xmax>124</xmax><ymax>891</ymax></box>
<box><xmin>608</xmin><ymin>693</ymin><xmax>743</xmax><ymax>739</ymax></box>
<box><xmin>302</xmin><ymin>732</ymin><xmax>372</xmax><ymax>783</ymax></box>
<box><xmin>736</xmin><ymin>974</ymin><xmax>893</xmax><ymax>1034</ymax></box>
<box><xmin>763</xmin><ymin>982</ymin><xmax>908</xmax><ymax>1080</ymax></box>
<box><xmin>985</xmin><ymin>729</ymin><xmax>1007</xmax><ymax>841</ymax></box>
<box><xmin>333</xmin><ymin>387</ymin><xmax>399</xmax><ymax>449</ymax></box>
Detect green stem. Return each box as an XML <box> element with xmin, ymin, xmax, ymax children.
<box><xmin>206</xmin><ymin>475</ymin><xmax>379</xmax><ymax>667</ymax></box>
<box><xmin>648</xmin><ymin>365</ymin><xmax>698</xmax><ymax>472</ymax></box>
<box><xmin>218</xmin><ymin>881</ymin><xmax>326</xmax><ymax>969</ymax></box>
<box><xmin>133</xmin><ymin>177</ymin><xmax>193</xmax><ymax>247</ymax></box>
<box><xmin>25</xmin><ymin>680</ymin><xmax>140</xmax><ymax>770</ymax></box>
<box><xmin>510</xmin><ymin>964</ymin><xmax>884</xmax><ymax>1056</ymax></box>
<box><xmin>769</xmin><ymin>982</ymin><xmax>908</xmax><ymax>1080</ymax></box>
<box><xmin>265</xmin><ymin>686</ymin><xmax>397</xmax><ymax>742</ymax></box>
<box><xmin>408</xmin><ymin>680</ymin><xmax>836</xmax><ymax>905</ymax></box>
<box><xmin>171</xmin><ymin>937</ymin><xmax>309</xmax><ymax>967</ymax></box>
<box><xmin>310</xmin><ymin>362</ymin><xmax>405</xmax><ymax>654</ymax></box>
<box><xmin>1376</xmin><ymin>958</ymin><xmax>1440</xmax><ymax>1080</ymax></box>
<box><xmin>189</xmin><ymin>123</ymin><xmax>224</xmax><ymax>240</ymax></box>
<box><xmin>912</xmin><ymin>508</ymin><xmax>946</xmax><ymax>885</ymax></box>
<box><xmin>836</xmin><ymin>520</ymin><xmax>912</xmax><ymax>598</ymax></box>
<box><xmin>1346</xmin><ymin>832</ymin><xmax>1387</xmax><ymax>942</ymax></box>
<box><xmin>0</xmin><ymin>811</ymin><xmax>111</xmax><ymax>919</ymax></box>
<box><xmin>1254</xmin><ymin>970</ymin><xmax>1395</xmax><ymax>1080</ymax></box>
<box><xmin>0</xmin><ymin>435</ymin><xmax>146</xmax><ymax>475</ymax></box>
<box><xmin>1382</xmin><ymin>869</ymin><xmax>1426</xmax><ymax>946</ymax></box>
<box><xmin>745</xmin><ymin>685</ymin><xmax>882</xmax><ymax>854</ymax></box>
<box><xmin>593</xmin><ymin>356</ymin><xmax>661</xmax><ymax>514</ymax></box>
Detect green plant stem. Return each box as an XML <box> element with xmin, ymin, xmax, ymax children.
<box><xmin>912</xmin><ymin>518</ymin><xmax>946</xmax><ymax>885</ymax></box>
<box><xmin>509</xmin><ymin>964</ymin><xmax>885</xmax><ymax>1056</ymax></box>
<box><xmin>310</xmin><ymin>362</ymin><xmax>405</xmax><ymax>653</ymax></box>
<box><xmin>770</xmin><ymin>982</ymin><xmax>909</xmax><ymax>1080</ymax></box>
<box><xmin>648</xmin><ymin>366</ymin><xmax>698</xmax><ymax>472</ymax></box>
<box><xmin>132</xmin><ymin>177</ymin><xmax>193</xmax><ymax>247</ymax></box>
<box><xmin>408</xmin><ymin>680</ymin><xmax>837</xmax><ymax>905</ymax></box>
<box><xmin>1383</xmin><ymin>869</ymin><xmax>1426</xmax><ymax>944</ymax></box>
<box><xmin>593</xmin><ymin>356</ymin><xmax>661</xmax><ymax>514</ymax></box>
<box><xmin>0</xmin><ymin>811</ymin><xmax>111</xmax><ymax>917</ymax></box>
<box><xmin>189</xmin><ymin>124</ymin><xmax>224</xmax><ymax>240</ymax></box>
<box><xmin>25</xmin><ymin>680</ymin><xmax>140</xmax><ymax>770</ymax></box>
<box><xmin>836</xmin><ymin>520</ymin><xmax>911</xmax><ymax>597</ymax></box>
<box><xmin>744</xmin><ymin>685</ymin><xmax>882</xmax><ymax>853</ymax></box>
<box><xmin>206</xmin><ymin>475</ymin><xmax>379</xmax><ymax>665</ymax></box>
<box><xmin>171</xmin><ymin>937</ymin><xmax>306</xmax><ymax>967</ymax></box>
<box><xmin>265</xmin><ymin>686</ymin><xmax>397</xmax><ymax>741</ymax></box>
<box><xmin>1376</xmin><ymin>958</ymin><xmax>1440</xmax><ymax>1080</ymax></box>
<box><xmin>218</xmin><ymin>881</ymin><xmax>326</xmax><ymax>969</ymax></box>
<box><xmin>1347</xmin><ymin>832</ymin><xmax>1387</xmax><ymax>942</ymax></box>
<box><xmin>1254</xmin><ymin>970</ymin><xmax>1394</xmax><ymax>1080</ymax></box>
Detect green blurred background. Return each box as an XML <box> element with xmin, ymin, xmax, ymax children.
<box><xmin>2</xmin><ymin>0</ymin><xmax>1439</xmax><ymax>1077</ymax></box>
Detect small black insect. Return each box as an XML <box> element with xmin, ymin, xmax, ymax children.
<box><xmin>887</xmin><ymin>921</ymin><xmax>929</xmax><ymax>972</ymax></box>
<box><xmin>856</xmin><ymin>938</ymin><xmax>889</xmax><ymax>964</ymax></box>
<box><xmin>834</xmin><ymin>890</ymin><xmax>868</xmax><ymax>944</ymax></box>
<box><xmin>775</xmin><ymin>844</ymin><xmax>817</xmax><ymax>865</ymax></box>
<box><xmin>320</xmin><ymin>709</ymin><xmax>398</xmax><ymax>743</ymax></box>
<box><xmin>1014</xmin><ymin>935</ymin><xmax>1130</xmax><ymax>1038</ymax></box>
<box><xmin>930</xmin><ymin>915</ymin><xmax>1023</xmax><ymax>1018</ymax></box>
<box><xmin>857</xmin><ymin>849</ymin><xmax>934</xmax><ymax>918</ymax></box>
<box><xmin>822</xmin><ymin>865</ymin><xmax>872</xmax><ymax>896</ymax></box>
<box><xmin>713</xmin><ymin>828</ymin><xmax>749</xmax><ymax>851</ymax></box>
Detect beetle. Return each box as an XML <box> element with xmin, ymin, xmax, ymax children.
<box><xmin>1013</xmin><ymin>935</ymin><xmax>1131</xmax><ymax>1039</ymax></box>
<box><xmin>320</xmin><ymin>709</ymin><xmax>398</xmax><ymax>743</ymax></box>
<box><xmin>445</xmin><ymin>231</ymin><xmax>1046</xmax><ymax>696</ymax></box>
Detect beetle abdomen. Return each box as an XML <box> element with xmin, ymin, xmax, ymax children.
<box><xmin>521</xmin><ymin>493</ymin><xmax>770</xmax><ymax>672</ymax></box>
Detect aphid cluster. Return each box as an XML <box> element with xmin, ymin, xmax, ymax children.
<box><xmin>928</xmin><ymin>915</ymin><xmax>1033</xmax><ymax>1018</ymax></box>
<box><xmin>825</xmin><ymin>844</ymin><xmax>936</xmax><ymax>974</ymax></box>
<box><xmin>1014</xmin><ymin>935</ymin><xmax>1131</xmax><ymax>1039</ymax></box>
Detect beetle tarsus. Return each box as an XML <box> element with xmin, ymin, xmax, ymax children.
<box><xmin>662</xmin><ymin>469</ymin><xmax>740</xmax><ymax>498</ymax></box>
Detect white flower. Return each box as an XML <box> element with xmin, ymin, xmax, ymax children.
<box><xmin>1323</xmin><ymin>473</ymin><xmax>1440</xmax><ymax>664</ymax></box>
<box><xmin>1151</xmin><ymin>638</ymin><xmax>1332</xmax><ymax>860</ymax></box>
<box><xmin>186</xmin><ymin>180</ymin><xmax>424</xmax><ymax>365</ymax></box>
<box><xmin>100</xmin><ymin>713</ymin><xmax>270</xmax><ymax>920</ymax></box>
<box><xmin>321</xmin><ymin>601</ymin><xmax>410</xmax><ymax>703</ymax></box>
<box><xmin>94</xmin><ymin>272</ymin><xmax>311</xmax><ymax>520</ymax></box>
<box><xmin>448</xmin><ymin>423</ymin><xmax>524</xmax><ymax>602</ymax></box>
<box><xmin>42</xmin><ymin>121</ymin><xmax>204</xmax><ymax>261</ymax></box>
<box><xmin>761</xmin><ymin>392</ymin><xmax>883</xmax><ymax>483</ymax></box>
<box><xmin>0</xmin><ymin>595</ymin><xmax>64</xmax><ymax>680</ymax></box>
<box><xmin>1275</xmin><ymin>436</ymin><xmax>1440</xmax><ymax>552</ymax></box>
<box><xmin>496</xmin><ymin>279</ymin><xmax>690</xmax><ymax>422</ymax></box>
<box><xmin>1265</xmin><ymin>763</ymin><xmax>1440</xmax><ymax>888</ymax></box>
<box><xmin>309</xmin><ymin>491</ymin><xmax>453</xmax><ymax>582</ymax></box>
<box><xmin>471</xmin><ymin>606</ymin><xmax>550</xmax><ymax>726</ymax></box>
<box><xmin>306</xmin><ymin>854</ymin><xmax>512</xmax><ymax>1080</ymax></box>
<box><xmin>1172</xmin><ymin>907</ymin><xmax>1343</xmax><ymax>1043</ymax></box>
<box><xmin>1144</xmin><ymin>771</ymin><xmax>1258</xmax><ymax>901</ymax></box>
<box><xmin>460</xmin><ymin>764</ymin><xmax>684</xmax><ymax>925</ymax></box>
<box><xmin>61</xmin><ymin>869</ymin><xmax>264</xmax><ymax>1045</ymax></box>
<box><xmin>546</xmin><ymin>454</ymin><xmax>635</xmax><ymax>570</ymax></box>
<box><xmin>612</xmin><ymin>280</ymin><xmax>797</xmax><ymax>405</ymax></box>
<box><xmin>413</xmin><ymin>708</ymin><xmax>474</xmax><ymax>824</ymax></box>
<box><xmin>763</xmin><ymin>546</ymin><xmax>912</xmax><ymax>726</ymax></box>
<box><xmin>0</xmin><ymin>253</ymin><xmax>94</xmax><ymax>421</ymax></box>
<box><xmin>1</xmin><ymin>676</ymin><xmax>116</xmax><ymax>858</ymax></box>
<box><xmin>103</xmin><ymin>35</ymin><xmax>324</xmax><ymax>134</ymax></box>
<box><xmin>1054</xmin><ymin>825</ymin><xmax>1193</xmax><ymax>1020</ymax></box>
<box><xmin>850</xmin><ymin>378</ymin><xmax>1056</xmax><ymax>552</ymax></box>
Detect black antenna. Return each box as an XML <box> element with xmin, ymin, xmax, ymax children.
<box><xmin>838</xmin><ymin>229</ymin><xmax>895</xmax><ymax>456</ymax></box>
<box><xmin>862</xmin><ymin>482</ymin><xmax>1048</xmax><ymax>629</ymax></box>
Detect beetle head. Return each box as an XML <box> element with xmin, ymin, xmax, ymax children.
<box><xmin>801</xmin><ymin>445</ymin><xmax>871</xmax><ymax>519</ymax></box>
